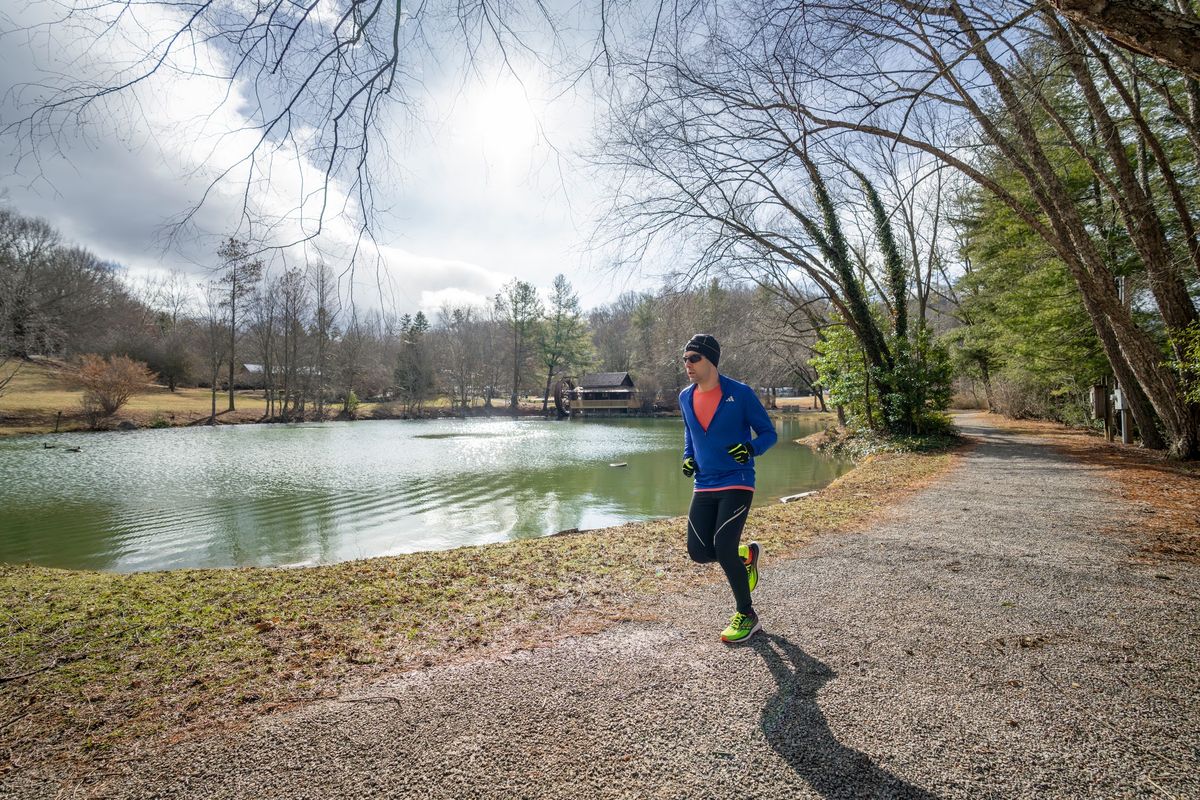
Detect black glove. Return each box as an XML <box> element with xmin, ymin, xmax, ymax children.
<box><xmin>726</xmin><ymin>442</ymin><xmax>753</xmax><ymax>464</ymax></box>
<box><xmin>682</xmin><ymin>457</ymin><xmax>697</xmax><ymax>477</ymax></box>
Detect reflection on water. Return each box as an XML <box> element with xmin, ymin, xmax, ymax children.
<box><xmin>0</xmin><ymin>417</ymin><xmax>850</xmax><ymax>572</ymax></box>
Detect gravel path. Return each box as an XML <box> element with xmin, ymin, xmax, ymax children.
<box><xmin>30</xmin><ymin>413</ymin><xmax>1200</xmax><ymax>798</ymax></box>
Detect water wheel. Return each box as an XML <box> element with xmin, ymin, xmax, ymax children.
<box><xmin>553</xmin><ymin>377</ymin><xmax>576</xmax><ymax>418</ymax></box>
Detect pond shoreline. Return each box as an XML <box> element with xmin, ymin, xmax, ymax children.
<box><xmin>1</xmin><ymin>360</ymin><xmax>833</xmax><ymax>437</ymax></box>
<box><xmin>0</xmin><ymin>400</ymin><xmax>833</xmax><ymax>438</ymax></box>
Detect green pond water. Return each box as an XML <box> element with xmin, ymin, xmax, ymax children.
<box><xmin>0</xmin><ymin>416</ymin><xmax>850</xmax><ymax>573</ymax></box>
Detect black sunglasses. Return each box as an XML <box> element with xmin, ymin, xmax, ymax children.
<box><xmin>682</xmin><ymin>353</ymin><xmax>704</xmax><ymax>364</ymax></box>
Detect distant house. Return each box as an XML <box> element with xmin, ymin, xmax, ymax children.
<box><xmin>572</xmin><ymin>372</ymin><xmax>640</xmax><ymax>416</ymax></box>
<box><xmin>236</xmin><ymin>363</ymin><xmax>265</xmax><ymax>389</ymax></box>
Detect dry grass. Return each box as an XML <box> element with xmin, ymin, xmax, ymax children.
<box><xmin>0</xmin><ymin>361</ymin><xmax>267</xmax><ymax>434</ymax></box>
<box><xmin>987</xmin><ymin>414</ymin><xmax>1200</xmax><ymax>563</ymax></box>
<box><xmin>773</xmin><ymin>396</ymin><xmax>833</xmax><ymax>414</ymax></box>
<box><xmin>0</xmin><ymin>445</ymin><xmax>956</xmax><ymax>779</ymax></box>
<box><xmin>3</xmin><ymin>362</ymin><xmax>836</xmax><ymax>436</ymax></box>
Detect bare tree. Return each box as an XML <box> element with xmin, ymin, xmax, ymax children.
<box><xmin>599</xmin><ymin>0</ymin><xmax>1196</xmax><ymax>455</ymax></box>
<box><xmin>276</xmin><ymin>268</ymin><xmax>309</xmax><ymax>419</ymax></box>
<box><xmin>337</xmin><ymin>309</ymin><xmax>369</xmax><ymax>417</ymax></box>
<box><xmin>199</xmin><ymin>280</ymin><xmax>229</xmax><ymax>424</ymax></box>
<box><xmin>218</xmin><ymin>239</ymin><xmax>264</xmax><ymax>412</ymax></box>
<box><xmin>437</xmin><ymin>304</ymin><xmax>488</xmax><ymax>412</ymax></box>
<box><xmin>1</xmin><ymin>0</ymin><xmax>575</xmax><ymax>251</ymax></box>
<box><xmin>249</xmin><ymin>275</ymin><xmax>280</xmax><ymax>416</ymax></box>
<box><xmin>310</xmin><ymin>262</ymin><xmax>340</xmax><ymax>419</ymax></box>
<box><xmin>73</xmin><ymin>354</ymin><xmax>156</xmax><ymax>417</ymax></box>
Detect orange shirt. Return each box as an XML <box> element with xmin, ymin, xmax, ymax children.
<box><xmin>692</xmin><ymin>384</ymin><xmax>722</xmax><ymax>430</ymax></box>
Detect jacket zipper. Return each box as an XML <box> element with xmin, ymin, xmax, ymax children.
<box><xmin>698</xmin><ymin>378</ymin><xmax>726</xmax><ymax>438</ymax></box>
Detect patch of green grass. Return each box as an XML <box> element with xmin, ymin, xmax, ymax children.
<box><xmin>0</xmin><ymin>445</ymin><xmax>956</xmax><ymax>775</ymax></box>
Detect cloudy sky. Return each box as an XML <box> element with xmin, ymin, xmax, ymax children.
<box><xmin>0</xmin><ymin>0</ymin><xmax>653</xmax><ymax>315</ymax></box>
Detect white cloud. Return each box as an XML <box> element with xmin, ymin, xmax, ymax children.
<box><xmin>0</xmin><ymin>0</ymin><xmax>650</xmax><ymax>313</ymax></box>
<box><xmin>418</xmin><ymin>287</ymin><xmax>494</xmax><ymax>313</ymax></box>
<box><xmin>340</xmin><ymin>243</ymin><xmax>510</xmax><ymax>313</ymax></box>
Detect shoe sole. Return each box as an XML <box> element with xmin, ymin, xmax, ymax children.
<box><xmin>720</xmin><ymin>619</ymin><xmax>762</xmax><ymax>644</ymax></box>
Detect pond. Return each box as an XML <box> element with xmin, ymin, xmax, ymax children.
<box><xmin>0</xmin><ymin>416</ymin><xmax>851</xmax><ymax>572</ymax></box>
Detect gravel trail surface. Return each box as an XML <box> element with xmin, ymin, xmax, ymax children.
<box><xmin>32</xmin><ymin>413</ymin><xmax>1200</xmax><ymax>798</ymax></box>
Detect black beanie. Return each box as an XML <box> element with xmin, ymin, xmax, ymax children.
<box><xmin>684</xmin><ymin>333</ymin><xmax>720</xmax><ymax>367</ymax></box>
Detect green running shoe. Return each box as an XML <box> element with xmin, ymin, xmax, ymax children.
<box><xmin>738</xmin><ymin>541</ymin><xmax>762</xmax><ymax>593</ymax></box>
<box><xmin>720</xmin><ymin>611</ymin><xmax>761</xmax><ymax>643</ymax></box>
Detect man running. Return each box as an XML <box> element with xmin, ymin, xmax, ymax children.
<box><xmin>679</xmin><ymin>333</ymin><xmax>777</xmax><ymax>644</ymax></box>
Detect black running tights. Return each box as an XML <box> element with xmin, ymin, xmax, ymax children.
<box><xmin>686</xmin><ymin>489</ymin><xmax>754</xmax><ymax>615</ymax></box>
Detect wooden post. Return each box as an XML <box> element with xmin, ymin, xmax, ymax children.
<box><xmin>54</xmin><ymin>410</ymin><xmax>62</xmax><ymax>434</ymax></box>
<box><xmin>1104</xmin><ymin>376</ymin><xmax>1114</xmax><ymax>442</ymax></box>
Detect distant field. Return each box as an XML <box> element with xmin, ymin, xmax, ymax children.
<box><xmin>774</xmin><ymin>395</ymin><xmax>827</xmax><ymax>411</ymax></box>
<box><xmin>0</xmin><ymin>360</ymin><xmax>267</xmax><ymax>434</ymax></box>
<box><xmin>0</xmin><ymin>362</ymin><xmax>543</xmax><ymax>434</ymax></box>
<box><xmin>1</xmin><ymin>360</ymin><xmax>833</xmax><ymax>434</ymax></box>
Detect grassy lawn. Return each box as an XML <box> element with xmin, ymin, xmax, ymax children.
<box><xmin>0</xmin><ymin>361</ymin><xmax>266</xmax><ymax>435</ymax></box>
<box><xmin>2</xmin><ymin>361</ymin><xmax>834</xmax><ymax>436</ymax></box>
<box><xmin>773</xmin><ymin>395</ymin><xmax>829</xmax><ymax>412</ymax></box>
<box><xmin>0</xmin><ymin>444</ymin><xmax>957</xmax><ymax>778</ymax></box>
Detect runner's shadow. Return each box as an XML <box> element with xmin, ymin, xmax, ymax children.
<box><xmin>752</xmin><ymin>634</ymin><xmax>939</xmax><ymax>799</ymax></box>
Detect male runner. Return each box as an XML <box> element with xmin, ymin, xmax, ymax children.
<box><xmin>679</xmin><ymin>333</ymin><xmax>777</xmax><ymax>643</ymax></box>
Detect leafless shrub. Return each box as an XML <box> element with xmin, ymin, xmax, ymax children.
<box><xmin>72</xmin><ymin>354</ymin><xmax>157</xmax><ymax>418</ymax></box>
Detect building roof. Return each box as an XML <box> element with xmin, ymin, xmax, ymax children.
<box><xmin>579</xmin><ymin>372</ymin><xmax>635</xmax><ymax>389</ymax></box>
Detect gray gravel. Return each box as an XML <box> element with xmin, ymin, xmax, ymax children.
<box><xmin>10</xmin><ymin>412</ymin><xmax>1199</xmax><ymax>799</ymax></box>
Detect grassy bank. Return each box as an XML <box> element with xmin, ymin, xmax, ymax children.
<box><xmin>0</xmin><ymin>444</ymin><xmax>956</xmax><ymax>779</ymax></box>
<box><xmin>1</xmin><ymin>361</ymin><xmax>835</xmax><ymax>436</ymax></box>
<box><xmin>0</xmin><ymin>362</ymin><xmax>547</xmax><ymax>436</ymax></box>
<box><xmin>0</xmin><ymin>360</ymin><xmax>268</xmax><ymax>435</ymax></box>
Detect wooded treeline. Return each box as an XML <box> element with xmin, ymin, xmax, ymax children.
<box><xmin>0</xmin><ymin>213</ymin><xmax>828</xmax><ymax>417</ymax></box>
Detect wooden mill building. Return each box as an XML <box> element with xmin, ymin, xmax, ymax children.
<box><xmin>572</xmin><ymin>372</ymin><xmax>641</xmax><ymax>416</ymax></box>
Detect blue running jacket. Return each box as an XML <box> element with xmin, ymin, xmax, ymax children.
<box><xmin>679</xmin><ymin>375</ymin><xmax>778</xmax><ymax>490</ymax></box>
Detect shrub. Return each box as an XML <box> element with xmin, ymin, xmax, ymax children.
<box><xmin>1170</xmin><ymin>322</ymin><xmax>1200</xmax><ymax>405</ymax></box>
<box><xmin>344</xmin><ymin>390</ymin><xmax>360</xmax><ymax>416</ymax></box>
<box><xmin>811</xmin><ymin>319</ymin><xmax>953</xmax><ymax>436</ymax></box>
<box><xmin>73</xmin><ymin>354</ymin><xmax>157</xmax><ymax>417</ymax></box>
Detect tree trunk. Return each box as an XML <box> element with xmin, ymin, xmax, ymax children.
<box><xmin>862</xmin><ymin>349</ymin><xmax>875</xmax><ymax>429</ymax></box>
<box><xmin>978</xmin><ymin>362</ymin><xmax>996</xmax><ymax>414</ymax></box>
<box><xmin>228</xmin><ymin>295</ymin><xmax>236</xmax><ymax>413</ymax></box>
<box><xmin>510</xmin><ymin>328</ymin><xmax>521</xmax><ymax>411</ymax></box>
<box><xmin>1049</xmin><ymin>0</ymin><xmax>1200</xmax><ymax>81</ymax></box>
